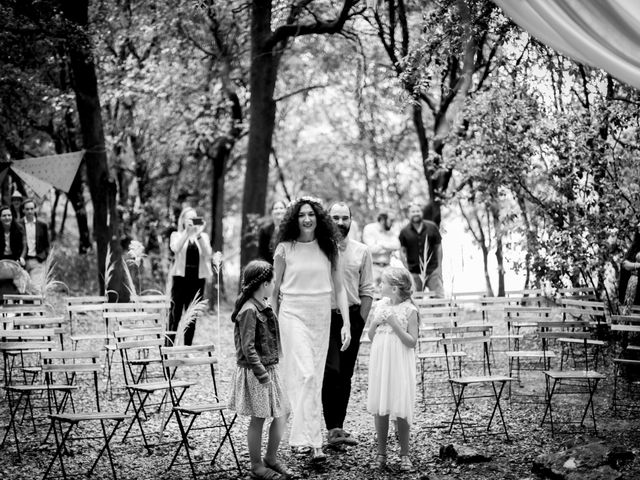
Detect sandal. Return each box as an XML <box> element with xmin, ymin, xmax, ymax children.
<box><xmin>399</xmin><ymin>455</ymin><xmax>413</xmax><ymax>472</ymax></box>
<box><xmin>249</xmin><ymin>467</ymin><xmax>283</xmax><ymax>480</ymax></box>
<box><xmin>263</xmin><ymin>457</ymin><xmax>291</xmax><ymax>477</ymax></box>
<box><xmin>311</xmin><ymin>447</ymin><xmax>327</xmax><ymax>463</ymax></box>
<box><xmin>371</xmin><ymin>453</ymin><xmax>387</xmax><ymax>470</ymax></box>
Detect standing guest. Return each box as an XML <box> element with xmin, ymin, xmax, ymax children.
<box><xmin>399</xmin><ymin>203</ymin><xmax>443</xmax><ymax>296</ymax></box>
<box><xmin>0</xmin><ymin>205</ymin><xmax>26</xmax><ymax>265</ymax></box>
<box><xmin>270</xmin><ymin>197</ymin><xmax>351</xmax><ymax>463</ymax></box>
<box><xmin>168</xmin><ymin>207</ymin><xmax>212</xmax><ymax>346</ymax></box>
<box><xmin>367</xmin><ymin>267</ymin><xmax>419</xmax><ymax>472</ymax></box>
<box><xmin>229</xmin><ymin>260</ymin><xmax>291</xmax><ymax>480</ymax></box>
<box><xmin>618</xmin><ymin>221</ymin><xmax>640</xmax><ymax>311</ymax></box>
<box><xmin>362</xmin><ymin>212</ymin><xmax>400</xmax><ymax>286</ymax></box>
<box><xmin>10</xmin><ymin>191</ymin><xmax>23</xmax><ymax>221</ymax></box>
<box><xmin>20</xmin><ymin>198</ymin><xmax>50</xmax><ymax>287</ymax></box>
<box><xmin>322</xmin><ymin>202</ymin><xmax>374</xmax><ymax>447</ymax></box>
<box><xmin>258</xmin><ymin>200</ymin><xmax>287</xmax><ymax>264</ymax></box>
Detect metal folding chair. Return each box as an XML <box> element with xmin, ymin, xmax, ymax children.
<box><xmin>0</xmin><ymin>329</ymin><xmax>57</xmax><ymax>460</ymax></box>
<box><xmin>41</xmin><ymin>350</ymin><xmax>131</xmax><ymax>480</ymax></box>
<box><xmin>540</xmin><ymin>333</ymin><xmax>606</xmax><ymax>435</ymax></box>
<box><xmin>442</xmin><ymin>332</ymin><xmax>514</xmax><ymax>441</ymax></box>
<box><xmin>114</xmin><ymin>328</ymin><xmax>193</xmax><ymax>452</ymax></box>
<box><xmin>160</xmin><ymin>344</ymin><xmax>241</xmax><ymax>478</ymax></box>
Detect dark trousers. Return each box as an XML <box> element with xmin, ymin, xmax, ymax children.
<box><xmin>322</xmin><ymin>305</ymin><xmax>365</xmax><ymax>431</ymax></box>
<box><xmin>168</xmin><ymin>274</ymin><xmax>205</xmax><ymax>346</ymax></box>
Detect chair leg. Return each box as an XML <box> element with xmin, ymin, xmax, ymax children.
<box><xmin>87</xmin><ymin>419</ymin><xmax>123</xmax><ymax>480</ymax></box>
<box><xmin>211</xmin><ymin>412</ymin><xmax>241</xmax><ymax>473</ymax></box>
<box><xmin>2</xmin><ymin>390</ymin><xmax>25</xmax><ymax>461</ymax></box>
<box><xmin>43</xmin><ymin>422</ymin><xmax>74</xmax><ymax>480</ymax></box>
<box><xmin>488</xmin><ymin>381</ymin><xmax>509</xmax><ymax>441</ymax></box>
<box><xmin>447</xmin><ymin>383</ymin><xmax>466</xmax><ymax>441</ymax></box>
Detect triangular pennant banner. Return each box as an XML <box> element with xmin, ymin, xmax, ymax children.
<box><xmin>11</xmin><ymin>151</ymin><xmax>83</xmax><ymax>194</ymax></box>
<box><xmin>11</xmin><ymin>169</ymin><xmax>52</xmax><ymax>198</ymax></box>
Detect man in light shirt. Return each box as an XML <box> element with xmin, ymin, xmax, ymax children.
<box><xmin>362</xmin><ymin>212</ymin><xmax>400</xmax><ymax>286</ymax></box>
<box><xmin>323</xmin><ymin>202</ymin><xmax>374</xmax><ymax>447</ymax></box>
<box><xmin>20</xmin><ymin>198</ymin><xmax>50</xmax><ymax>287</ymax></box>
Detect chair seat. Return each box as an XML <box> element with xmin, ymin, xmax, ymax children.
<box><xmin>491</xmin><ymin>334</ymin><xmax>524</xmax><ymax>341</ymax></box>
<box><xmin>127</xmin><ymin>379</ymin><xmax>194</xmax><ymax>393</ymax></box>
<box><xmin>50</xmin><ymin>411</ymin><xmax>132</xmax><ymax>423</ymax></box>
<box><xmin>613</xmin><ymin>358</ymin><xmax>640</xmax><ymax>366</ymax></box>
<box><xmin>70</xmin><ymin>334</ymin><xmax>108</xmax><ymax>342</ymax></box>
<box><xmin>417</xmin><ymin>351</ymin><xmax>466</xmax><ymax>360</ymax></box>
<box><xmin>6</xmin><ymin>384</ymin><xmax>78</xmax><ymax>392</ymax></box>
<box><xmin>451</xmin><ymin>375</ymin><xmax>513</xmax><ymax>385</ymax></box>
<box><xmin>505</xmin><ymin>350</ymin><xmax>556</xmax><ymax>358</ymax></box>
<box><xmin>543</xmin><ymin>370</ymin><xmax>606</xmax><ymax>380</ymax></box>
<box><xmin>176</xmin><ymin>402</ymin><xmax>229</xmax><ymax>415</ymax></box>
<box><xmin>558</xmin><ymin>338</ymin><xmax>606</xmax><ymax>346</ymax></box>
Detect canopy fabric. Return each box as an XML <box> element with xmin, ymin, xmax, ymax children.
<box><xmin>493</xmin><ymin>0</ymin><xmax>640</xmax><ymax>90</ymax></box>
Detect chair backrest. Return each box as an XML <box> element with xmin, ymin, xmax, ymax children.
<box><xmin>556</xmin><ymin>286</ymin><xmax>598</xmax><ymax>301</ymax></box>
<box><xmin>3</xmin><ymin>294</ymin><xmax>45</xmax><ymax>305</ymax></box>
<box><xmin>0</xmin><ymin>328</ymin><xmax>57</xmax><ymax>385</ymax></box>
<box><xmin>114</xmin><ymin>328</ymin><xmax>165</xmax><ymax>386</ymax></box>
<box><xmin>538</xmin><ymin>320</ymin><xmax>592</xmax><ymax>369</ymax></box>
<box><xmin>560</xmin><ymin>299</ymin><xmax>608</xmax><ymax>324</ymax></box>
<box><xmin>41</xmin><ymin>350</ymin><xmax>102</xmax><ymax>411</ymax></box>
<box><xmin>160</xmin><ymin>344</ymin><xmax>219</xmax><ymax>405</ymax></box>
<box><xmin>0</xmin><ymin>304</ymin><xmax>55</xmax><ymax>317</ymax></box>
<box><xmin>440</xmin><ymin>326</ymin><xmax>493</xmax><ymax>374</ymax></box>
<box><xmin>11</xmin><ymin>315</ymin><xmax>67</xmax><ymax>349</ymax></box>
<box><xmin>107</xmin><ymin>311</ymin><xmax>162</xmax><ymax>331</ymax></box>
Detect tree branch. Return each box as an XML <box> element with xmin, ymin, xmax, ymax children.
<box><xmin>265</xmin><ymin>0</ymin><xmax>358</xmax><ymax>50</ymax></box>
<box><xmin>274</xmin><ymin>84</ymin><xmax>329</xmax><ymax>102</ymax></box>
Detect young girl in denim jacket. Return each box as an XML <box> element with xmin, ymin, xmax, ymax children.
<box><xmin>229</xmin><ymin>260</ymin><xmax>290</xmax><ymax>480</ymax></box>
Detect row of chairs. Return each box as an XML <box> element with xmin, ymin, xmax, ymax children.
<box><xmin>1</xmin><ymin>294</ymin><xmax>240</xmax><ymax>479</ymax></box>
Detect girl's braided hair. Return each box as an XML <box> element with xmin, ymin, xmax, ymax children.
<box><xmin>231</xmin><ymin>260</ymin><xmax>274</xmax><ymax>322</ymax></box>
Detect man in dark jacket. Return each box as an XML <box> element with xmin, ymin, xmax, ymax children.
<box><xmin>20</xmin><ymin>198</ymin><xmax>50</xmax><ymax>286</ymax></box>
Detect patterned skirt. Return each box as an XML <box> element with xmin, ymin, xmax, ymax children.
<box><xmin>229</xmin><ymin>364</ymin><xmax>290</xmax><ymax>418</ymax></box>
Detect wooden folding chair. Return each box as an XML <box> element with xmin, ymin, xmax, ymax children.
<box><xmin>160</xmin><ymin>344</ymin><xmax>241</xmax><ymax>478</ymax></box>
<box><xmin>610</xmin><ymin>316</ymin><xmax>640</xmax><ymax>414</ymax></box>
<box><xmin>114</xmin><ymin>328</ymin><xmax>193</xmax><ymax>452</ymax></box>
<box><xmin>41</xmin><ymin>350</ymin><xmax>131</xmax><ymax>480</ymax></box>
<box><xmin>442</xmin><ymin>329</ymin><xmax>513</xmax><ymax>441</ymax></box>
<box><xmin>0</xmin><ymin>329</ymin><xmax>58</xmax><ymax>460</ymax></box>
<box><xmin>540</xmin><ymin>331</ymin><xmax>606</xmax><ymax>435</ymax></box>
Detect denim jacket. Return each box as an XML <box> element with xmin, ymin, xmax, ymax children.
<box><xmin>233</xmin><ymin>298</ymin><xmax>281</xmax><ymax>383</ymax></box>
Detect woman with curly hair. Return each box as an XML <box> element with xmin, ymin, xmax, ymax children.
<box><xmin>270</xmin><ymin>197</ymin><xmax>351</xmax><ymax>462</ymax></box>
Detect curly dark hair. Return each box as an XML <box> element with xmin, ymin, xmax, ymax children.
<box><xmin>276</xmin><ymin>197</ymin><xmax>340</xmax><ymax>268</ymax></box>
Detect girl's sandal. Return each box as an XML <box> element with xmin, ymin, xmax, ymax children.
<box><xmin>399</xmin><ymin>455</ymin><xmax>414</xmax><ymax>472</ymax></box>
<box><xmin>371</xmin><ymin>453</ymin><xmax>387</xmax><ymax>470</ymax></box>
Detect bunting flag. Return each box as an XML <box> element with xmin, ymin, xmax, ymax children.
<box><xmin>5</xmin><ymin>151</ymin><xmax>84</xmax><ymax>198</ymax></box>
<box><xmin>493</xmin><ymin>0</ymin><xmax>640</xmax><ymax>89</ymax></box>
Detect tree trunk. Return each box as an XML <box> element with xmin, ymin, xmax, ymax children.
<box><xmin>66</xmin><ymin>168</ymin><xmax>92</xmax><ymax>254</ymax></box>
<box><xmin>240</xmin><ymin>1</ymin><xmax>280</xmax><ymax>270</ymax></box>
<box><xmin>61</xmin><ymin>0</ymin><xmax>126</xmax><ymax>300</ymax></box>
<box><xmin>480</xmin><ymin>243</ymin><xmax>494</xmax><ymax>296</ymax></box>
<box><xmin>490</xmin><ymin>202</ymin><xmax>505</xmax><ymax>296</ymax></box>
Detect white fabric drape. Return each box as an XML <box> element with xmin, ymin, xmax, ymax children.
<box><xmin>493</xmin><ymin>0</ymin><xmax>640</xmax><ymax>89</ymax></box>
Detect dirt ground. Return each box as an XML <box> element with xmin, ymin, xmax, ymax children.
<box><xmin>1</xmin><ymin>302</ymin><xmax>639</xmax><ymax>479</ymax></box>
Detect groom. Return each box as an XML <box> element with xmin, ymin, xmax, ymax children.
<box><xmin>322</xmin><ymin>202</ymin><xmax>374</xmax><ymax>446</ymax></box>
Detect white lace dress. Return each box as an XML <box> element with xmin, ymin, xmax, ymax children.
<box><xmin>367</xmin><ymin>298</ymin><xmax>417</xmax><ymax>424</ymax></box>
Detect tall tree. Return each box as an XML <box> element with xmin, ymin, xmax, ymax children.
<box><xmin>240</xmin><ymin>0</ymin><xmax>360</xmax><ymax>269</ymax></box>
<box><xmin>372</xmin><ymin>0</ymin><xmax>508</xmax><ymax>222</ymax></box>
<box><xmin>60</xmin><ymin>0</ymin><xmax>126</xmax><ymax>299</ymax></box>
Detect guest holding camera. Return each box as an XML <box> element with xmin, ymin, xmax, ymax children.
<box><xmin>168</xmin><ymin>207</ymin><xmax>212</xmax><ymax>345</ymax></box>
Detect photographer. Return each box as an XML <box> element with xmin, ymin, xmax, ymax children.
<box><xmin>168</xmin><ymin>207</ymin><xmax>212</xmax><ymax>345</ymax></box>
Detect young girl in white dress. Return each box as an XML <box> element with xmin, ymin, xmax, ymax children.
<box><xmin>367</xmin><ymin>266</ymin><xmax>419</xmax><ymax>472</ymax></box>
